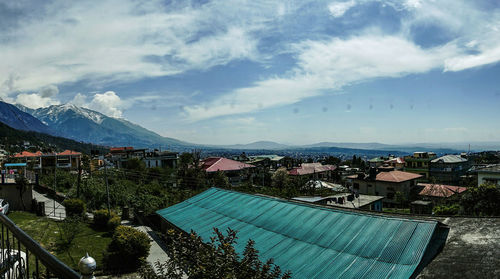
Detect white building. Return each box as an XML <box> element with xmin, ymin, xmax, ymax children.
<box><xmin>477</xmin><ymin>165</ymin><xmax>500</xmax><ymax>187</ymax></box>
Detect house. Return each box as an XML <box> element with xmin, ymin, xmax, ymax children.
<box><xmin>144</xmin><ymin>150</ymin><xmax>178</xmax><ymax>168</ymax></box>
<box><xmin>200</xmin><ymin>157</ymin><xmax>255</xmax><ymax>184</ymax></box>
<box><xmin>288</xmin><ymin>163</ymin><xmax>336</xmax><ymax>180</ymax></box>
<box><xmin>384</xmin><ymin>157</ymin><xmax>405</xmax><ymax>170</ymax></box>
<box><xmin>108</xmin><ymin>147</ymin><xmax>178</xmax><ymax>169</ymax></box>
<box><xmin>404</xmin><ymin>152</ymin><xmax>437</xmax><ymax>180</ymax></box>
<box><xmin>417</xmin><ymin>183</ymin><xmax>468</xmax><ymax>200</ymax></box>
<box><xmin>477</xmin><ymin>164</ymin><xmax>500</xmax><ymax>187</ymax></box>
<box><xmin>246</xmin><ymin>155</ymin><xmax>285</xmax><ymax>169</ymax></box>
<box><xmin>156</xmin><ymin>188</ymin><xmax>446</xmax><ymax>279</ymax></box>
<box><xmin>11</xmin><ymin>150</ymin><xmax>81</xmax><ymax>170</ymax></box>
<box><xmin>429</xmin><ymin>154</ymin><xmax>471</xmax><ymax>184</ymax></box>
<box><xmin>347</xmin><ymin>169</ymin><xmax>422</xmax><ymax>205</ymax></box>
<box><xmin>292</xmin><ymin>193</ymin><xmax>384</xmax><ymax>211</ymax></box>
<box><xmin>368</xmin><ymin>157</ymin><xmax>385</xmax><ymax>168</ymax></box>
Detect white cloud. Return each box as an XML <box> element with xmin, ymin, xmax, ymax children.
<box><xmin>15</xmin><ymin>85</ymin><xmax>61</xmax><ymax>109</ymax></box>
<box><xmin>0</xmin><ymin>0</ymin><xmax>277</xmax><ymax>97</ymax></box>
<box><xmin>328</xmin><ymin>1</ymin><xmax>357</xmax><ymax>18</ymax></box>
<box><xmin>87</xmin><ymin>91</ymin><xmax>124</xmax><ymax>118</ymax></box>
<box><xmin>185</xmin><ymin>34</ymin><xmax>454</xmax><ymax>121</ymax></box>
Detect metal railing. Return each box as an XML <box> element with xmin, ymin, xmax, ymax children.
<box><xmin>0</xmin><ymin>214</ymin><xmax>95</xmax><ymax>279</ymax></box>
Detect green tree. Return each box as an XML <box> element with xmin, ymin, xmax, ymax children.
<box><xmin>139</xmin><ymin>228</ymin><xmax>291</xmax><ymax>279</ymax></box>
<box><xmin>212</xmin><ymin>170</ymin><xmax>230</xmax><ymax>188</ymax></box>
<box><xmin>272</xmin><ymin>168</ymin><xmax>290</xmax><ymax>191</ymax></box>
<box><xmin>460</xmin><ymin>183</ymin><xmax>500</xmax><ymax>216</ymax></box>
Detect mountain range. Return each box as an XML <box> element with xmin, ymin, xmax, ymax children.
<box><xmin>9</xmin><ymin>102</ymin><xmax>191</xmax><ymax>149</ymax></box>
<box><xmin>1</xmin><ymin>100</ymin><xmax>499</xmax><ymax>153</ymax></box>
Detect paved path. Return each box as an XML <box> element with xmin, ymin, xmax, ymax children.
<box><xmin>31</xmin><ymin>189</ymin><xmax>66</xmax><ymax>220</ymax></box>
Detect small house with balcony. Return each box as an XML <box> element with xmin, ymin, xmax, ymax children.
<box><xmin>429</xmin><ymin>154</ymin><xmax>471</xmax><ymax>184</ymax></box>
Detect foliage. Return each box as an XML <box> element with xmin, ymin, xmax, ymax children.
<box><xmin>63</xmin><ymin>198</ymin><xmax>86</xmax><ymax>217</ymax></box>
<box><xmin>104</xmin><ymin>225</ymin><xmax>151</xmax><ymax>272</ymax></box>
<box><xmin>93</xmin><ymin>209</ymin><xmax>118</xmax><ymax>229</ymax></box>
<box><xmin>460</xmin><ymin>183</ymin><xmax>500</xmax><ymax>216</ymax></box>
<box><xmin>433</xmin><ymin>204</ymin><xmax>460</xmax><ymax>215</ymax></box>
<box><xmin>40</xmin><ymin>169</ymin><xmax>77</xmax><ymax>193</ymax></box>
<box><xmin>107</xmin><ymin>215</ymin><xmax>122</xmax><ymax>231</ymax></box>
<box><xmin>271</xmin><ymin>168</ymin><xmax>290</xmax><ymax>190</ymax></box>
<box><xmin>139</xmin><ymin>228</ymin><xmax>291</xmax><ymax>279</ymax></box>
<box><xmin>0</xmin><ymin>121</ymin><xmax>97</xmax><ymax>154</ymax></box>
<box><xmin>212</xmin><ymin>170</ymin><xmax>230</xmax><ymax>188</ymax></box>
<box><xmin>56</xmin><ymin>216</ymin><xmax>84</xmax><ymax>249</ymax></box>
<box><xmin>394</xmin><ymin>191</ymin><xmax>407</xmax><ymax>208</ymax></box>
<box><xmin>9</xmin><ymin>211</ymin><xmax>112</xmax><ymax>272</ymax></box>
<box><xmin>177</xmin><ymin>150</ymin><xmax>206</xmax><ymax>190</ymax></box>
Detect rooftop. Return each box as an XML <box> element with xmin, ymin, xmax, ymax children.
<box><xmin>431</xmin><ymin>155</ymin><xmax>468</xmax><ymax>164</ymax></box>
<box><xmin>157</xmin><ymin>188</ymin><xmax>444</xmax><ymax>279</ymax></box>
<box><xmin>349</xmin><ymin>170</ymin><xmax>423</xmax><ymax>183</ymax></box>
<box><xmin>200</xmin><ymin>157</ymin><xmax>255</xmax><ymax>172</ymax></box>
<box><xmin>418</xmin><ymin>183</ymin><xmax>468</xmax><ymax>198</ymax></box>
<box><xmin>289</xmin><ymin>163</ymin><xmax>336</xmax><ymax>175</ymax></box>
<box><xmin>477</xmin><ymin>164</ymin><xmax>500</xmax><ymax>173</ymax></box>
<box><xmin>292</xmin><ymin>193</ymin><xmax>384</xmax><ymax>209</ymax></box>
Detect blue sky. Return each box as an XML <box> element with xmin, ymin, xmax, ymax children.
<box><xmin>1</xmin><ymin>0</ymin><xmax>500</xmax><ymax>145</ymax></box>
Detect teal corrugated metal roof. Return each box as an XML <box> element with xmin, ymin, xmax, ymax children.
<box><xmin>157</xmin><ymin>188</ymin><xmax>438</xmax><ymax>279</ymax></box>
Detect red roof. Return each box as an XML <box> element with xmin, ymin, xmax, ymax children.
<box><xmin>57</xmin><ymin>150</ymin><xmax>81</xmax><ymax>156</ymax></box>
<box><xmin>110</xmin><ymin>147</ymin><xmax>134</xmax><ymax>152</ymax></box>
<box><xmin>418</xmin><ymin>183</ymin><xmax>468</xmax><ymax>198</ymax></box>
<box><xmin>13</xmin><ymin>151</ymin><xmax>42</xmax><ymax>158</ymax></box>
<box><xmin>201</xmin><ymin>157</ymin><xmax>255</xmax><ymax>172</ymax></box>
<box><xmin>376</xmin><ymin>171</ymin><xmax>422</xmax><ymax>183</ymax></box>
<box><xmin>289</xmin><ymin>163</ymin><xmax>336</xmax><ymax>176</ymax></box>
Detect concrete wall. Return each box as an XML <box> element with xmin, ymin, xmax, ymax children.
<box><xmin>478</xmin><ymin>172</ymin><xmax>500</xmax><ymax>187</ymax></box>
<box><xmin>0</xmin><ymin>183</ymin><xmax>33</xmax><ymax>211</ymax></box>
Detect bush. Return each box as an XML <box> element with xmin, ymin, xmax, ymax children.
<box><xmin>63</xmin><ymin>199</ymin><xmax>86</xmax><ymax>217</ymax></box>
<box><xmin>433</xmin><ymin>204</ymin><xmax>460</xmax><ymax>215</ymax></box>
<box><xmin>93</xmin><ymin>209</ymin><xmax>117</xmax><ymax>229</ymax></box>
<box><xmin>107</xmin><ymin>216</ymin><xmax>121</xmax><ymax>231</ymax></box>
<box><xmin>104</xmin><ymin>226</ymin><xmax>150</xmax><ymax>272</ymax></box>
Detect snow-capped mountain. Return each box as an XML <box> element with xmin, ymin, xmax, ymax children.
<box><xmin>13</xmin><ymin>103</ymin><xmax>190</xmax><ymax>148</ymax></box>
<box><xmin>0</xmin><ymin>101</ymin><xmax>54</xmax><ymax>134</ymax></box>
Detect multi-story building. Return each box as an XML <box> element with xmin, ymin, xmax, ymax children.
<box><xmin>108</xmin><ymin>147</ymin><xmax>178</xmax><ymax>169</ymax></box>
<box><xmin>429</xmin><ymin>154</ymin><xmax>471</xmax><ymax>184</ymax></box>
<box><xmin>347</xmin><ymin>169</ymin><xmax>422</xmax><ymax>205</ymax></box>
<box><xmin>404</xmin><ymin>152</ymin><xmax>437</xmax><ymax>181</ymax></box>
<box><xmin>477</xmin><ymin>165</ymin><xmax>500</xmax><ymax>187</ymax></box>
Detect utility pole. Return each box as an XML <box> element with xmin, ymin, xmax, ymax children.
<box><xmin>77</xmin><ymin>158</ymin><xmax>82</xmax><ymax>198</ymax></box>
<box><xmin>104</xmin><ymin>158</ymin><xmax>111</xmax><ymax>216</ymax></box>
<box><xmin>54</xmin><ymin>156</ymin><xmax>57</xmax><ymax>217</ymax></box>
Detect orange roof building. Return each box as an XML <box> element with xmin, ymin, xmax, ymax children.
<box><xmin>418</xmin><ymin>183</ymin><xmax>467</xmax><ymax>198</ymax></box>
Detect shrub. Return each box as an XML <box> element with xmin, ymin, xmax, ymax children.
<box><xmin>93</xmin><ymin>209</ymin><xmax>117</xmax><ymax>229</ymax></box>
<box><xmin>63</xmin><ymin>199</ymin><xmax>86</xmax><ymax>217</ymax></box>
<box><xmin>107</xmin><ymin>216</ymin><xmax>122</xmax><ymax>231</ymax></box>
<box><xmin>104</xmin><ymin>226</ymin><xmax>150</xmax><ymax>272</ymax></box>
<box><xmin>433</xmin><ymin>204</ymin><xmax>460</xmax><ymax>215</ymax></box>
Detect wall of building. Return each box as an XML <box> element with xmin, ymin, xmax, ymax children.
<box><xmin>478</xmin><ymin>172</ymin><xmax>500</xmax><ymax>187</ymax></box>
<box><xmin>0</xmin><ymin>183</ymin><xmax>33</xmax><ymax>211</ymax></box>
<box><xmin>353</xmin><ymin>179</ymin><xmax>415</xmax><ymax>204</ymax></box>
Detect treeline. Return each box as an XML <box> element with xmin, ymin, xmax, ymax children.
<box><xmin>0</xmin><ymin>122</ymin><xmax>102</xmax><ymax>154</ymax></box>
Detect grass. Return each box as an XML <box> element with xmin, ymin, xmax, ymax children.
<box><xmin>383</xmin><ymin>207</ymin><xmax>411</xmax><ymax>214</ymax></box>
<box><xmin>8</xmin><ymin>211</ymin><xmax>112</xmax><ymax>272</ymax></box>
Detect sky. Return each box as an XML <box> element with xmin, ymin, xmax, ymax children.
<box><xmin>1</xmin><ymin>0</ymin><xmax>500</xmax><ymax>145</ymax></box>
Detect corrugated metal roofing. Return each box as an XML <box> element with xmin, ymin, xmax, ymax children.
<box><xmin>430</xmin><ymin>155</ymin><xmax>468</xmax><ymax>164</ymax></box>
<box><xmin>157</xmin><ymin>188</ymin><xmax>439</xmax><ymax>279</ymax></box>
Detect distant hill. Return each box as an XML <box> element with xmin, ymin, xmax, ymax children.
<box><xmin>220</xmin><ymin>141</ymin><xmax>291</xmax><ymax>150</ymax></box>
<box><xmin>0</xmin><ymin>101</ymin><xmax>54</xmax><ymax>134</ymax></box>
<box><xmin>15</xmin><ymin>103</ymin><xmax>192</xmax><ymax>149</ymax></box>
<box><xmin>0</xmin><ymin>121</ymin><xmax>100</xmax><ymax>154</ymax></box>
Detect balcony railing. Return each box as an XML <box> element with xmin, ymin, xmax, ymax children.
<box><xmin>0</xmin><ymin>214</ymin><xmax>95</xmax><ymax>279</ymax></box>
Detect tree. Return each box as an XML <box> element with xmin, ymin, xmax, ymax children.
<box><xmin>460</xmin><ymin>183</ymin><xmax>500</xmax><ymax>216</ymax></box>
<box><xmin>272</xmin><ymin>168</ymin><xmax>290</xmax><ymax>191</ymax></box>
<box><xmin>212</xmin><ymin>170</ymin><xmax>230</xmax><ymax>188</ymax></box>
<box><xmin>139</xmin><ymin>228</ymin><xmax>291</xmax><ymax>279</ymax></box>
<box><xmin>394</xmin><ymin>191</ymin><xmax>406</xmax><ymax>208</ymax></box>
